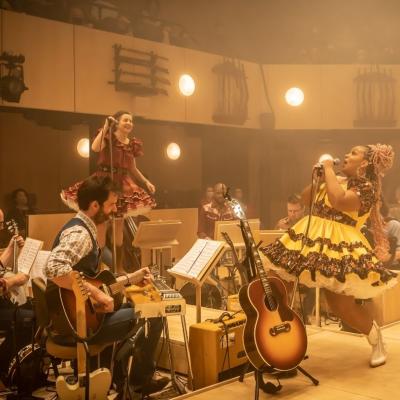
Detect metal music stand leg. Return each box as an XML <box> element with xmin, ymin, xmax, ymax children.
<box><xmin>180</xmin><ymin>315</ymin><xmax>194</xmax><ymax>391</ymax></box>
<box><xmin>162</xmin><ymin>317</ymin><xmax>183</xmax><ymax>394</ymax></box>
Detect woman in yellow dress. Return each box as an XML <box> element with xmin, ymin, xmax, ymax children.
<box><xmin>261</xmin><ymin>143</ymin><xmax>396</xmax><ymax>368</ymax></box>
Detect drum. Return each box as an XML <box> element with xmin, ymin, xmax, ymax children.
<box><xmin>7</xmin><ymin>343</ymin><xmax>51</xmax><ymax>394</ymax></box>
<box><xmin>179</xmin><ymin>282</ymin><xmax>223</xmax><ymax>309</ymax></box>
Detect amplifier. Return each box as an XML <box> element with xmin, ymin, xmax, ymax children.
<box><xmin>189</xmin><ymin>312</ymin><xmax>248</xmax><ymax>389</ymax></box>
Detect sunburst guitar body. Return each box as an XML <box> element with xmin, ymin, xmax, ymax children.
<box><xmin>239</xmin><ymin>276</ymin><xmax>307</xmax><ymax>371</ymax></box>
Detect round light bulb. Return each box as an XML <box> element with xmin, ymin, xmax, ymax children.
<box><xmin>179</xmin><ymin>74</ymin><xmax>195</xmax><ymax>96</ymax></box>
<box><xmin>166</xmin><ymin>142</ymin><xmax>181</xmax><ymax>160</ymax></box>
<box><xmin>285</xmin><ymin>87</ymin><xmax>304</xmax><ymax>107</ymax></box>
<box><xmin>77</xmin><ymin>138</ymin><xmax>90</xmax><ymax>158</ymax></box>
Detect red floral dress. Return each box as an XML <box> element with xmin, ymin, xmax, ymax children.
<box><xmin>61</xmin><ymin>136</ymin><xmax>156</xmax><ymax>216</ymax></box>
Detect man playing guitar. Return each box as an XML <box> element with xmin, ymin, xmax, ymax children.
<box><xmin>44</xmin><ymin>176</ymin><xmax>168</xmax><ymax>397</ymax></box>
<box><xmin>0</xmin><ymin>208</ymin><xmax>31</xmax><ymax>383</ymax></box>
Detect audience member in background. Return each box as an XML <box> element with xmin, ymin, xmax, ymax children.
<box><xmin>197</xmin><ymin>183</ymin><xmax>235</xmax><ymax>240</ymax></box>
<box><xmin>6</xmin><ymin>188</ymin><xmax>36</xmax><ymax>238</ymax></box>
<box><xmin>388</xmin><ymin>186</ymin><xmax>400</xmax><ymax>221</ymax></box>
<box><xmin>0</xmin><ymin>207</ymin><xmax>32</xmax><ymax>382</ymax></box>
<box><xmin>275</xmin><ymin>193</ymin><xmax>305</xmax><ymax>230</ymax></box>
<box><xmin>199</xmin><ymin>186</ymin><xmax>214</xmax><ymax>207</ymax></box>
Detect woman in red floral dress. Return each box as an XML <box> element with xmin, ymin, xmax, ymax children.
<box><xmin>61</xmin><ymin>111</ymin><xmax>156</xmax><ymax>252</ymax></box>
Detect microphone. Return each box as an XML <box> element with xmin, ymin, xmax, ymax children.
<box><xmin>107</xmin><ymin>116</ymin><xmax>117</xmax><ymax>124</ymax></box>
<box><xmin>315</xmin><ymin>154</ymin><xmax>340</xmax><ymax>169</ymax></box>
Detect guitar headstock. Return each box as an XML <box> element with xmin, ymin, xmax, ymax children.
<box><xmin>6</xmin><ymin>219</ymin><xmax>19</xmax><ymax>236</ymax></box>
<box><xmin>223</xmin><ymin>189</ymin><xmax>246</xmax><ymax>220</ymax></box>
<box><xmin>70</xmin><ymin>270</ymin><xmax>89</xmax><ymax>304</ymax></box>
<box><xmin>221</xmin><ymin>231</ymin><xmax>234</xmax><ymax>247</ymax></box>
<box><xmin>149</xmin><ymin>264</ymin><xmax>160</xmax><ymax>279</ymax></box>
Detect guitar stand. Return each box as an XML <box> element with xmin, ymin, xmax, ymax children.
<box><xmin>239</xmin><ymin>360</ymin><xmax>318</xmax><ymax>400</ymax></box>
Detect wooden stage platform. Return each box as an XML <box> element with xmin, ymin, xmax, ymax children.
<box><xmin>171</xmin><ymin>322</ymin><xmax>400</xmax><ymax>400</ymax></box>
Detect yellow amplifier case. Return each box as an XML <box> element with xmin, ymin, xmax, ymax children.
<box><xmin>189</xmin><ymin>312</ymin><xmax>248</xmax><ymax>389</ymax></box>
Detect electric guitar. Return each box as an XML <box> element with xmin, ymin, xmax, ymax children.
<box><xmin>56</xmin><ymin>270</ymin><xmax>111</xmax><ymax>400</ymax></box>
<box><xmin>46</xmin><ymin>269</ymin><xmax>134</xmax><ymax>337</ymax></box>
<box><xmin>225</xmin><ymin>195</ymin><xmax>307</xmax><ymax>371</ymax></box>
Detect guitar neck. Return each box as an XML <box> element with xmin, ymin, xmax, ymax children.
<box><xmin>13</xmin><ymin>239</ymin><xmax>18</xmax><ymax>274</ymax></box>
<box><xmin>241</xmin><ymin>219</ymin><xmax>276</xmax><ymax>307</ymax></box>
<box><xmin>108</xmin><ymin>272</ymin><xmax>137</xmax><ymax>296</ymax></box>
<box><xmin>125</xmin><ymin>216</ymin><xmax>137</xmax><ymax>237</ymax></box>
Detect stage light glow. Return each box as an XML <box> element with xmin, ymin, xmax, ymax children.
<box><xmin>285</xmin><ymin>87</ymin><xmax>304</xmax><ymax>107</ymax></box>
<box><xmin>77</xmin><ymin>138</ymin><xmax>90</xmax><ymax>158</ymax></box>
<box><xmin>166</xmin><ymin>142</ymin><xmax>181</xmax><ymax>160</ymax></box>
<box><xmin>179</xmin><ymin>74</ymin><xmax>195</xmax><ymax>96</ymax></box>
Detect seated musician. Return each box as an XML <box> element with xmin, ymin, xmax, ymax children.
<box><xmin>0</xmin><ymin>208</ymin><xmax>32</xmax><ymax>382</ymax></box>
<box><xmin>197</xmin><ymin>182</ymin><xmax>236</xmax><ymax>239</ymax></box>
<box><xmin>44</xmin><ymin>176</ymin><xmax>168</xmax><ymax>396</ymax></box>
<box><xmin>275</xmin><ymin>193</ymin><xmax>305</xmax><ymax>230</ymax></box>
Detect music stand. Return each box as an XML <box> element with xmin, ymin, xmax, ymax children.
<box><xmin>168</xmin><ymin>239</ymin><xmax>226</xmax><ymax>322</ymax></box>
<box><xmin>133</xmin><ymin>220</ymin><xmax>182</xmax><ymax>274</ymax></box>
<box><xmin>214</xmin><ymin>219</ymin><xmax>260</xmax><ymax>245</ymax></box>
<box><xmin>254</xmin><ymin>229</ymin><xmax>284</xmax><ymax>247</ymax></box>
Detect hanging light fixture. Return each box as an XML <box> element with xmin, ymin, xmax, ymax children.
<box><xmin>166</xmin><ymin>142</ymin><xmax>181</xmax><ymax>160</ymax></box>
<box><xmin>285</xmin><ymin>87</ymin><xmax>304</xmax><ymax>107</ymax></box>
<box><xmin>77</xmin><ymin>138</ymin><xmax>90</xmax><ymax>158</ymax></box>
<box><xmin>179</xmin><ymin>74</ymin><xmax>195</xmax><ymax>96</ymax></box>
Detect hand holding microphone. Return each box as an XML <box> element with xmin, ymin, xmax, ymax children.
<box><xmin>102</xmin><ymin>116</ymin><xmax>118</xmax><ymax>137</ymax></box>
<box><xmin>314</xmin><ymin>154</ymin><xmax>341</xmax><ymax>170</ymax></box>
<box><xmin>107</xmin><ymin>116</ymin><xmax>117</xmax><ymax>124</ymax></box>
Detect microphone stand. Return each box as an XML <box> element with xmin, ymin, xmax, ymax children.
<box><xmin>106</xmin><ymin>119</ymin><xmax>117</xmax><ymax>274</ymax></box>
<box><xmin>290</xmin><ymin>169</ymin><xmax>322</xmax><ymax>310</ymax></box>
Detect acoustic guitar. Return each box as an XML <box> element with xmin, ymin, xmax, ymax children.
<box><xmin>56</xmin><ymin>270</ymin><xmax>111</xmax><ymax>400</ymax></box>
<box><xmin>225</xmin><ymin>195</ymin><xmax>307</xmax><ymax>371</ymax></box>
<box><xmin>1</xmin><ymin>220</ymin><xmax>27</xmax><ymax>305</ymax></box>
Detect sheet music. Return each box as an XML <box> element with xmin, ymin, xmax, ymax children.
<box><xmin>169</xmin><ymin>239</ymin><xmax>224</xmax><ymax>280</ymax></box>
<box><xmin>17</xmin><ymin>237</ymin><xmax>43</xmax><ymax>275</ymax></box>
<box><xmin>30</xmin><ymin>250</ymin><xmax>50</xmax><ymax>282</ymax></box>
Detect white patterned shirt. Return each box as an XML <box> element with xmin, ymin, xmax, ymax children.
<box><xmin>44</xmin><ymin>212</ymin><xmax>97</xmax><ymax>279</ymax></box>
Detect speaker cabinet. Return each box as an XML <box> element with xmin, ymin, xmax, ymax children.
<box><xmin>189</xmin><ymin>312</ymin><xmax>248</xmax><ymax>389</ymax></box>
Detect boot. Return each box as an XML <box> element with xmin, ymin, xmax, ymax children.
<box><xmin>366</xmin><ymin>321</ymin><xmax>387</xmax><ymax>368</ymax></box>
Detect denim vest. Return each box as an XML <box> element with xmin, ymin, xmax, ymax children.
<box><xmin>52</xmin><ymin>217</ymin><xmax>100</xmax><ymax>277</ymax></box>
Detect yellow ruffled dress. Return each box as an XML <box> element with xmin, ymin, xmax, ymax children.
<box><xmin>261</xmin><ymin>177</ymin><xmax>397</xmax><ymax>299</ymax></box>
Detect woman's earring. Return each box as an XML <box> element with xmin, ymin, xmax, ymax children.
<box><xmin>357</xmin><ymin>166</ymin><xmax>366</xmax><ymax>177</ymax></box>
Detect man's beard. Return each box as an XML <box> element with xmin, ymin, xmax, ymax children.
<box><xmin>93</xmin><ymin>208</ymin><xmax>112</xmax><ymax>225</ymax></box>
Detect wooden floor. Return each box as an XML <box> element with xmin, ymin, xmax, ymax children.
<box><xmin>174</xmin><ymin>323</ymin><xmax>400</xmax><ymax>400</ymax></box>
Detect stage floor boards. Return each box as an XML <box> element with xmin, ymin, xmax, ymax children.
<box><xmin>175</xmin><ymin>323</ymin><xmax>400</xmax><ymax>400</ymax></box>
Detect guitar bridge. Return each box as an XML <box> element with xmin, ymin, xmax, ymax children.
<box><xmin>269</xmin><ymin>322</ymin><xmax>291</xmax><ymax>336</ymax></box>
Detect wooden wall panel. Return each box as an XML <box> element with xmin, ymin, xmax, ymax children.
<box><xmin>2</xmin><ymin>11</ymin><xmax>74</xmax><ymax>111</ymax></box>
<box><xmin>74</xmin><ymin>25</ymin><xmax>136</xmax><ymax>116</ymax></box>
<box><xmin>0</xmin><ymin>111</ymin><xmax>89</xmax><ymax>212</ymax></box>
<box><xmin>28</xmin><ymin>208</ymin><xmax>197</xmax><ymax>259</ymax></box>
<box><xmin>74</xmin><ymin>27</ymin><xmax>186</xmax><ymax>121</ymax></box>
<box><xmin>133</xmin><ymin>37</ymin><xmax>186</xmax><ymax>122</ymax></box>
<box><xmin>264</xmin><ymin>64</ymin><xmax>324</xmax><ymax>130</ymax></box>
<box><xmin>263</xmin><ymin>64</ymin><xmax>400</xmax><ymax>130</ymax></box>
